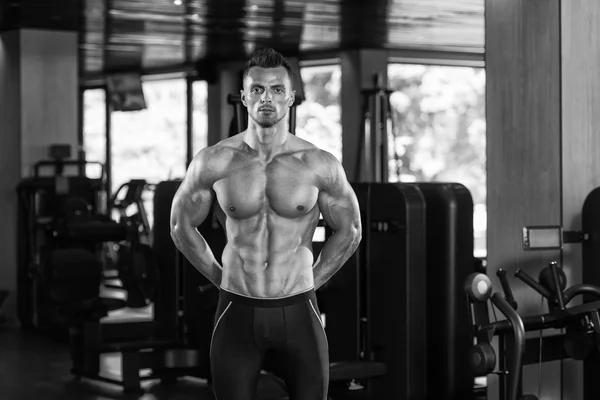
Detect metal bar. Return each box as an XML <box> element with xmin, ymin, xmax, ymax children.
<box><xmin>491</xmin><ymin>293</ymin><xmax>525</xmax><ymax>400</ymax></box>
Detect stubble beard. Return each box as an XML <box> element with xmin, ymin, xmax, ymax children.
<box><xmin>250</xmin><ymin>109</ymin><xmax>286</xmax><ymax>128</ymax></box>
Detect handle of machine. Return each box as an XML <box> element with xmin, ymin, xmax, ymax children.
<box><xmin>515</xmin><ymin>269</ymin><xmax>553</xmax><ymax>300</ymax></box>
<box><xmin>548</xmin><ymin>262</ymin><xmax>566</xmax><ymax>310</ymax></box>
<box><xmin>564</xmin><ymin>284</ymin><xmax>600</xmax><ymax>304</ymax></box>
<box><xmin>490</xmin><ymin>292</ymin><xmax>526</xmax><ymax>400</ymax></box>
<box><xmin>497</xmin><ymin>269</ymin><xmax>518</xmax><ymax>310</ymax></box>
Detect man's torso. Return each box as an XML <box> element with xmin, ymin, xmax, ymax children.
<box><xmin>204</xmin><ymin>134</ymin><xmax>326</xmax><ymax>298</ymax></box>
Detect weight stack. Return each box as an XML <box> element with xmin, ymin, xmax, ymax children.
<box><xmin>319</xmin><ymin>183</ymin><xmax>428</xmax><ymax>399</ymax></box>
<box><xmin>414</xmin><ymin>182</ymin><xmax>475</xmax><ymax>400</ymax></box>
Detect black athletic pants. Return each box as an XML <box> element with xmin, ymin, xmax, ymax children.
<box><xmin>210</xmin><ymin>287</ymin><xmax>329</xmax><ymax>400</ymax></box>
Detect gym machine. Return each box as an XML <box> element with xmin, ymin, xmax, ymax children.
<box><xmin>349</xmin><ymin>71</ymin><xmax>479</xmax><ymax>398</ymax></box>
<box><xmin>16</xmin><ymin>144</ymin><xmax>119</xmax><ymax>333</ymax></box>
<box><xmin>464</xmin><ymin>185</ymin><xmax>600</xmax><ymax>400</ymax></box>
<box><xmin>317</xmin><ymin>181</ymin><xmax>477</xmax><ymax>399</ymax></box>
<box><xmin>465</xmin><ymin>263</ymin><xmax>600</xmax><ymax>400</ymax></box>
<box><xmin>110</xmin><ymin>179</ymin><xmax>153</xmax><ymax>246</ymax></box>
<box><xmin>152</xmin><ymin>179</ymin><xmax>223</xmax><ymax>381</ymax></box>
<box><xmin>16</xmin><ymin>145</ymin><xmax>201</xmax><ymax>392</ymax></box>
<box><xmin>413</xmin><ymin>182</ymin><xmax>477</xmax><ymax>400</ymax></box>
<box><xmin>317</xmin><ymin>182</ymin><xmax>423</xmax><ymax>399</ymax></box>
<box><xmin>354</xmin><ymin>72</ymin><xmax>395</xmax><ymax>183</ymax></box>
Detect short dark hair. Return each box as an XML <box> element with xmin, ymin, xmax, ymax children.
<box><xmin>243</xmin><ymin>48</ymin><xmax>293</xmax><ymax>85</ymax></box>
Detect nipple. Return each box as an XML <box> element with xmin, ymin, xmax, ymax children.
<box><xmin>229</xmin><ymin>206</ymin><xmax>236</xmax><ymax>212</ymax></box>
<box><xmin>297</xmin><ymin>205</ymin><xmax>305</xmax><ymax>211</ymax></box>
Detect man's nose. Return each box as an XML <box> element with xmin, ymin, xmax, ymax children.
<box><xmin>261</xmin><ymin>91</ymin><xmax>273</xmax><ymax>103</ymax></box>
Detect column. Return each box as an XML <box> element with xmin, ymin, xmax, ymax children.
<box><xmin>0</xmin><ymin>28</ymin><xmax>79</xmax><ymax>325</ymax></box>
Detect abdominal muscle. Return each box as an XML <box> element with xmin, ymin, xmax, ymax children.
<box><xmin>219</xmin><ymin>213</ymin><xmax>318</xmax><ymax>298</ymax></box>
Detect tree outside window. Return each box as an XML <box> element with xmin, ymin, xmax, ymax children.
<box><xmin>388</xmin><ymin>64</ymin><xmax>486</xmax><ymax>257</ymax></box>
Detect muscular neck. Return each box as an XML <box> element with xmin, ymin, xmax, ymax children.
<box><xmin>244</xmin><ymin>118</ymin><xmax>289</xmax><ymax>159</ymax></box>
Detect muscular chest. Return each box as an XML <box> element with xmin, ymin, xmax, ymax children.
<box><xmin>213</xmin><ymin>158</ymin><xmax>319</xmax><ymax>219</ymax></box>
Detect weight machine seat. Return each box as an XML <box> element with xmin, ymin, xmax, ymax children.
<box><xmin>60</xmin><ymin>296</ymin><xmax>128</xmax><ymax>325</ymax></box>
<box><xmin>329</xmin><ymin>361</ymin><xmax>387</xmax><ymax>382</ymax></box>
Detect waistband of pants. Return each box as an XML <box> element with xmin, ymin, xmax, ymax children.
<box><xmin>219</xmin><ymin>286</ymin><xmax>316</xmax><ymax>308</ymax></box>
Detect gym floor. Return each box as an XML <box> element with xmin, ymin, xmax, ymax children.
<box><xmin>0</xmin><ymin>305</ymin><xmax>291</xmax><ymax>400</ymax></box>
<box><xmin>0</xmin><ymin>326</ymin><xmax>217</xmax><ymax>400</ymax></box>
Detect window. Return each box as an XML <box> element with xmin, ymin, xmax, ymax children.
<box><xmin>110</xmin><ymin>78</ymin><xmax>187</xmax><ymax>229</ymax></box>
<box><xmin>82</xmin><ymin>88</ymin><xmax>107</xmax><ymax>178</ymax></box>
<box><xmin>296</xmin><ymin>64</ymin><xmax>342</xmax><ymax>161</ymax></box>
<box><xmin>387</xmin><ymin>64</ymin><xmax>486</xmax><ymax>257</ymax></box>
<box><xmin>192</xmin><ymin>80</ymin><xmax>208</xmax><ymax>155</ymax></box>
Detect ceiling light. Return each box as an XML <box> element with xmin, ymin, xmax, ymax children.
<box><xmin>174</xmin><ymin>0</ymin><xmax>182</xmax><ymax>5</ymax></box>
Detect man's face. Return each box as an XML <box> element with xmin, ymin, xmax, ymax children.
<box><xmin>241</xmin><ymin>66</ymin><xmax>295</xmax><ymax>128</ymax></box>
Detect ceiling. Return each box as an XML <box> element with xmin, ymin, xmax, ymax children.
<box><xmin>1</xmin><ymin>0</ymin><xmax>484</xmax><ymax>78</ymax></box>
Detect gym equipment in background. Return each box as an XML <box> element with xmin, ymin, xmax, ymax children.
<box><xmin>317</xmin><ymin>182</ymin><xmax>424</xmax><ymax>399</ymax></box>
<box><xmin>68</xmin><ymin>180</ymin><xmax>205</xmax><ymax>392</ymax></box>
<box><xmin>15</xmin><ymin>145</ymin><xmax>198</xmax><ymax>393</ymax></box>
<box><xmin>152</xmin><ymin>180</ymin><xmax>222</xmax><ymax>381</ymax></box>
<box><xmin>110</xmin><ymin>179</ymin><xmax>153</xmax><ymax>245</ymax></box>
<box><xmin>16</xmin><ymin>144</ymin><xmax>118</xmax><ymax>333</ymax></box>
<box><xmin>518</xmin><ymin>185</ymin><xmax>600</xmax><ymax>399</ymax></box>
<box><xmin>465</xmin><ymin>263</ymin><xmax>600</xmax><ymax>400</ymax></box>
<box><xmin>414</xmin><ymin>182</ymin><xmax>476</xmax><ymax>400</ymax></box>
<box><xmin>319</xmin><ymin>181</ymin><xmax>477</xmax><ymax>399</ymax></box>
<box><xmin>353</xmin><ymin>72</ymin><xmax>396</xmax><ymax>183</ymax></box>
<box><xmin>102</xmin><ymin>179</ymin><xmax>159</xmax><ymax>309</ymax></box>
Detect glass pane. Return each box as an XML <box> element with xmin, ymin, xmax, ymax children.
<box><xmin>110</xmin><ymin>79</ymin><xmax>187</xmax><ymax>229</ymax></box>
<box><xmin>83</xmin><ymin>89</ymin><xmax>107</xmax><ymax>178</ymax></box>
<box><xmin>296</xmin><ymin>64</ymin><xmax>342</xmax><ymax>162</ymax></box>
<box><xmin>192</xmin><ymin>80</ymin><xmax>208</xmax><ymax>154</ymax></box>
<box><xmin>387</xmin><ymin>64</ymin><xmax>487</xmax><ymax>257</ymax></box>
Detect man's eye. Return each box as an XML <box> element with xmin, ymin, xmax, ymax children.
<box><xmin>274</xmin><ymin>89</ymin><xmax>283</xmax><ymax>94</ymax></box>
<box><xmin>252</xmin><ymin>88</ymin><xmax>262</xmax><ymax>93</ymax></box>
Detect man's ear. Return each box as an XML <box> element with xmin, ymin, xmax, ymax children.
<box><xmin>240</xmin><ymin>89</ymin><xmax>248</xmax><ymax>107</ymax></box>
<box><xmin>288</xmin><ymin>90</ymin><xmax>296</xmax><ymax>107</ymax></box>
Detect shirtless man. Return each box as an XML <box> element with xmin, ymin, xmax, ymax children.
<box><xmin>170</xmin><ymin>48</ymin><xmax>362</xmax><ymax>400</ymax></box>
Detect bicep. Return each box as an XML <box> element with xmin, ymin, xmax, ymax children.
<box><xmin>170</xmin><ymin>157</ymin><xmax>214</xmax><ymax>231</ymax></box>
<box><xmin>317</xmin><ymin>166</ymin><xmax>361</xmax><ymax>233</ymax></box>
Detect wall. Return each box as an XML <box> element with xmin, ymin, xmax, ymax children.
<box><xmin>486</xmin><ymin>0</ymin><xmax>562</xmax><ymax>398</ymax></box>
<box><xmin>561</xmin><ymin>1</ymin><xmax>600</xmax><ymax>399</ymax></box>
<box><xmin>487</xmin><ymin>0</ymin><xmax>600</xmax><ymax>399</ymax></box>
<box><xmin>20</xmin><ymin>30</ymin><xmax>79</xmax><ymax>176</ymax></box>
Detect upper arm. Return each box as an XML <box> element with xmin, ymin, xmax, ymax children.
<box><xmin>316</xmin><ymin>152</ymin><xmax>361</xmax><ymax>236</ymax></box>
<box><xmin>170</xmin><ymin>148</ymin><xmax>215</xmax><ymax>235</ymax></box>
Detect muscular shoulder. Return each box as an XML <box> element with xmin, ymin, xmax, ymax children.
<box><xmin>192</xmin><ymin>135</ymin><xmax>249</xmax><ymax>181</ymax></box>
<box><xmin>299</xmin><ymin>146</ymin><xmax>345</xmax><ymax>190</ymax></box>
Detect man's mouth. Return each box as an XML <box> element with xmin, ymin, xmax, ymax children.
<box><xmin>259</xmin><ymin>108</ymin><xmax>275</xmax><ymax>112</ymax></box>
